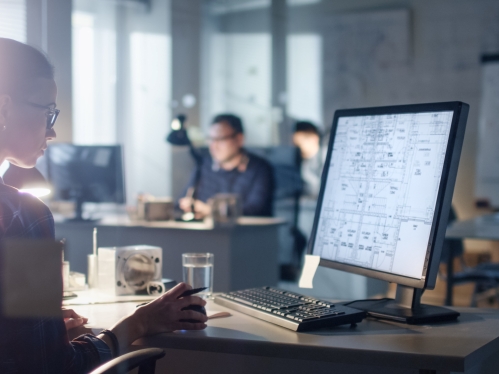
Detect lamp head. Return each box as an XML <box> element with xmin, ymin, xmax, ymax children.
<box><xmin>166</xmin><ymin>114</ymin><xmax>191</xmax><ymax>146</ymax></box>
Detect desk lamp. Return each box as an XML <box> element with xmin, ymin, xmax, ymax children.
<box><xmin>166</xmin><ymin>114</ymin><xmax>203</xmax><ymax>220</ymax></box>
<box><xmin>3</xmin><ymin>163</ymin><xmax>51</xmax><ymax>198</ymax></box>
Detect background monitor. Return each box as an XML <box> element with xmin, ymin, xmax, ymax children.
<box><xmin>36</xmin><ymin>144</ymin><xmax>125</xmax><ymax>221</ymax></box>
<box><xmin>308</xmin><ymin>102</ymin><xmax>469</xmax><ymax>323</ymax></box>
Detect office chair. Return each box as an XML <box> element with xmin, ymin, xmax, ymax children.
<box><xmin>90</xmin><ymin>348</ymin><xmax>165</xmax><ymax>374</ymax></box>
<box><xmin>249</xmin><ymin>146</ymin><xmax>305</xmax><ymax>280</ymax></box>
<box><xmin>441</xmin><ymin>208</ymin><xmax>499</xmax><ymax>306</ymax></box>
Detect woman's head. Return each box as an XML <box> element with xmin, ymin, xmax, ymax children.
<box><xmin>0</xmin><ymin>38</ymin><xmax>57</xmax><ymax>168</ymax></box>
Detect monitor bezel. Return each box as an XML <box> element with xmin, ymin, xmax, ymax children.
<box><xmin>307</xmin><ymin>101</ymin><xmax>468</xmax><ymax>290</ymax></box>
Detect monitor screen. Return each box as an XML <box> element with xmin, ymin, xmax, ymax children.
<box><xmin>37</xmin><ymin>144</ymin><xmax>125</xmax><ymax>205</ymax></box>
<box><xmin>310</xmin><ymin>103</ymin><xmax>467</xmax><ymax>288</ymax></box>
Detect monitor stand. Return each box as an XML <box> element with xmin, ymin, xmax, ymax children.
<box><xmin>347</xmin><ymin>285</ymin><xmax>459</xmax><ymax>324</ymax></box>
<box><xmin>64</xmin><ymin>197</ymin><xmax>99</xmax><ymax>223</ymax></box>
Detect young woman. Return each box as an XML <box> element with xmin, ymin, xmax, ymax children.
<box><xmin>0</xmin><ymin>37</ymin><xmax>207</xmax><ymax>373</ymax></box>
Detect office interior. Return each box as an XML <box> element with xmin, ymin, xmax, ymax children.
<box><xmin>3</xmin><ymin>0</ymin><xmax>499</xmax><ymax>373</ymax></box>
<box><xmin>0</xmin><ymin>0</ymin><xmax>497</xmax><ymax>307</ymax></box>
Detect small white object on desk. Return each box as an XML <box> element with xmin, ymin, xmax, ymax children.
<box><xmin>298</xmin><ymin>254</ymin><xmax>321</xmax><ymax>288</ymax></box>
<box><xmin>98</xmin><ymin>245</ymin><xmax>162</xmax><ymax>296</ymax></box>
<box><xmin>68</xmin><ymin>271</ymin><xmax>86</xmax><ymax>290</ymax></box>
<box><xmin>87</xmin><ymin>227</ymin><xmax>99</xmax><ymax>289</ymax></box>
<box><xmin>208</xmin><ymin>311</ymin><xmax>232</xmax><ymax>319</ymax></box>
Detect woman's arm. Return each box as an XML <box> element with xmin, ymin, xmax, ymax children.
<box><xmin>97</xmin><ymin>283</ymin><xmax>207</xmax><ymax>355</ymax></box>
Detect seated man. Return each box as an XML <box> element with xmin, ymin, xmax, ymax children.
<box><xmin>179</xmin><ymin>114</ymin><xmax>274</xmax><ymax>218</ymax></box>
<box><xmin>292</xmin><ymin>121</ymin><xmax>323</xmax><ymax>197</ymax></box>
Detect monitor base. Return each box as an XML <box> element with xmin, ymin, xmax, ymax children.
<box><xmin>66</xmin><ymin>197</ymin><xmax>99</xmax><ymax>223</ymax></box>
<box><xmin>64</xmin><ymin>217</ymin><xmax>100</xmax><ymax>223</ymax></box>
<box><xmin>346</xmin><ymin>298</ymin><xmax>459</xmax><ymax>324</ymax></box>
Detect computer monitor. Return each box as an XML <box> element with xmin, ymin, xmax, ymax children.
<box><xmin>36</xmin><ymin>144</ymin><xmax>125</xmax><ymax>221</ymax></box>
<box><xmin>309</xmin><ymin>102</ymin><xmax>469</xmax><ymax>323</ymax></box>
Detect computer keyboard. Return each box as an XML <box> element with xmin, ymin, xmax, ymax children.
<box><xmin>214</xmin><ymin>287</ymin><xmax>366</xmax><ymax>331</ymax></box>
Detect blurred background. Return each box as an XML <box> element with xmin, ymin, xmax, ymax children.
<box><xmin>2</xmin><ymin>0</ymin><xmax>499</xmax><ymax>304</ymax></box>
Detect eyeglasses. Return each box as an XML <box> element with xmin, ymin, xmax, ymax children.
<box><xmin>22</xmin><ymin>101</ymin><xmax>60</xmax><ymax>130</ymax></box>
<box><xmin>208</xmin><ymin>132</ymin><xmax>237</xmax><ymax>143</ymax></box>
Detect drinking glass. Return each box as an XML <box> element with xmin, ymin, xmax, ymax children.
<box><xmin>182</xmin><ymin>253</ymin><xmax>214</xmax><ymax>298</ymax></box>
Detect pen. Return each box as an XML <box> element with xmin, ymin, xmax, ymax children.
<box><xmin>136</xmin><ymin>287</ymin><xmax>208</xmax><ymax>307</ymax></box>
<box><xmin>177</xmin><ymin>287</ymin><xmax>208</xmax><ymax>298</ymax></box>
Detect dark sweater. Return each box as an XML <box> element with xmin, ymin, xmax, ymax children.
<box><xmin>183</xmin><ymin>151</ymin><xmax>275</xmax><ymax>217</ymax></box>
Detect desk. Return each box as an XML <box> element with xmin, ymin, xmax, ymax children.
<box><xmin>445</xmin><ymin>214</ymin><xmax>499</xmax><ymax>305</ymax></box>
<box><xmin>56</xmin><ymin>216</ymin><xmax>284</xmax><ymax>292</ymax></box>
<box><xmin>446</xmin><ymin>214</ymin><xmax>499</xmax><ymax>241</ymax></box>
<box><xmin>71</xmin><ymin>299</ymin><xmax>499</xmax><ymax>374</ymax></box>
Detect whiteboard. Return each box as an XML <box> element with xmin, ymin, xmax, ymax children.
<box><xmin>475</xmin><ymin>55</ymin><xmax>499</xmax><ymax>207</ymax></box>
<box><xmin>324</xmin><ymin>9</ymin><xmax>410</xmax><ymax>73</ymax></box>
<box><xmin>320</xmin><ymin>8</ymin><xmax>410</xmax><ymax>114</ymax></box>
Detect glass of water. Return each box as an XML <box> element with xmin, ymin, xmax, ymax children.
<box><xmin>182</xmin><ymin>253</ymin><xmax>214</xmax><ymax>298</ymax></box>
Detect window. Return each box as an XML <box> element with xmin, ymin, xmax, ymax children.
<box><xmin>72</xmin><ymin>0</ymin><xmax>172</xmax><ymax>202</ymax></box>
<box><xmin>72</xmin><ymin>8</ymin><xmax>117</xmax><ymax>144</ymax></box>
<box><xmin>0</xmin><ymin>0</ymin><xmax>26</xmax><ymax>42</ymax></box>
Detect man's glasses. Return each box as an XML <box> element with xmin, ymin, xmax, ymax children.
<box><xmin>22</xmin><ymin>101</ymin><xmax>60</xmax><ymax>130</ymax></box>
<box><xmin>208</xmin><ymin>132</ymin><xmax>237</xmax><ymax>143</ymax></box>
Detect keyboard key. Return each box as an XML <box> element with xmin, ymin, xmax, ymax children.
<box><xmin>233</xmin><ymin>297</ymin><xmax>253</xmax><ymax>306</ymax></box>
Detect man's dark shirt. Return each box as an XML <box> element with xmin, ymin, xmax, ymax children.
<box><xmin>184</xmin><ymin>151</ymin><xmax>275</xmax><ymax>216</ymax></box>
<box><xmin>0</xmin><ymin>181</ymin><xmax>112</xmax><ymax>373</ymax></box>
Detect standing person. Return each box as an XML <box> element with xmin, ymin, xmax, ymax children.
<box><xmin>179</xmin><ymin>114</ymin><xmax>275</xmax><ymax>219</ymax></box>
<box><xmin>0</xmin><ymin>38</ymin><xmax>207</xmax><ymax>373</ymax></box>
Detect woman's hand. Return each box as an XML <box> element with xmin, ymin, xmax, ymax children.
<box><xmin>179</xmin><ymin>198</ymin><xmax>211</xmax><ymax>219</ymax></box>
<box><xmin>192</xmin><ymin>200</ymin><xmax>211</xmax><ymax>219</ymax></box>
<box><xmin>102</xmin><ymin>283</ymin><xmax>207</xmax><ymax>353</ymax></box>
<box><xmin>179</xmin><ymin>197</ymin><xmax>194</xmax><ymax>213</ymax></box>
<box><xmin>62</xmin><ymin>309</ymin><xmax>88</xmax><ymax>330</ymax></box>
<box><xmin>133</xmin><ymin>283</ymin><xmax>207</xmax><ymax>336</ymax></box>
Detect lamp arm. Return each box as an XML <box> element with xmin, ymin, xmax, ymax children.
<box><xmin>188</xmin><ymin>141</ymin><xmax>203</xmax><ymax>166</ymax></box>
<box><xmin>190</xmin><ymin>151</ymin><xmax>203</xmax><ymax>202</ymax></box>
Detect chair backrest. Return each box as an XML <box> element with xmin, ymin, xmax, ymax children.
<box><xmin>89</xmin><ymin>348</ymin><xmax>165</xmax><ymax>374</ymax></box>
<box><xmin>197</xmin><ymin>146</ymin><xmax>303</xmax><ymax>200</ymax></box>
<box><xmin>248</xmin><ymin>146</ymin><xmax>303</xmax><ymax>200</ymax></box>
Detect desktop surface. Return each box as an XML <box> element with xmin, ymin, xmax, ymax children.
<box><xmin>54</xmin><ymin>213</ymin><xmax>285</xmax><ymax>230</ymax></box>
<box><xmin>72</xmin><ymin>298</ymin><xmax>499</xmax><ymax>373</ymax></box>
<box><xmin>446</xmin><ymin>213</ymin><xmax>499</xmax><ymax>241</ymax></box>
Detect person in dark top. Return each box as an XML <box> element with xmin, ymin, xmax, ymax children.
<box><xmin>292</xmin><ymin>121</ymin><xmax>323</xmax><ymax>197</ymax></box>
<box><xmin>0</xmin><ymin>38</ymin><xmax>207</xmax><ymax>373</ymax></box>
<box><xmin>179</xmin><ymin>114</ymin><xmax>275</xmax><ymax>218</ymax></box>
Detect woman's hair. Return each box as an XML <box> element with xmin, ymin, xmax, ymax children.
<box><xmin>0</xmin><ymin>38</ymin><xmax>54</xmax><ymax>98</ymax></box>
